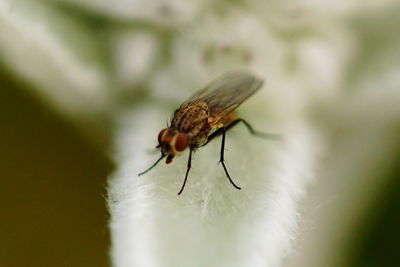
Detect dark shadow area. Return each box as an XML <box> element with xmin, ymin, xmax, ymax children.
<box><xmin>0</xmin><ymin>69</ymin><xmax>113</xmax><ymax>267</ymax></box>
<box><xmin>347</xmin><ymin>147</ymin><xmax>400</xmax><ymax>267</ymax></box>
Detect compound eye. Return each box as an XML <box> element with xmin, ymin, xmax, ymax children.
<box><xmin>175</xmin><ymin>134</ymin><xmax>188</xmax><ymax>152</ymax></box>
<box><xmin>158</xmin><ymin>128</ymin><xmax>168</xmax><ymax>144</ymax></box>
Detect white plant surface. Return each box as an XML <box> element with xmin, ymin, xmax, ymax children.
<box><xmin>108</xmin><ymin>97</ymin><xmax>319</xmax><ymax>267</ymax></box>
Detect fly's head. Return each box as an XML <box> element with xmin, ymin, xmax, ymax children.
<box><xmin>157</xmin><ymin>128</ymin><xmax>188</xmax><ymax>164</ymax></box>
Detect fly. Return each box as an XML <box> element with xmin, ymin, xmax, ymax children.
<box><xmin>139</xmin><ymin>70</ymin><xmax>281</xmax><ymax>195</ymax></box>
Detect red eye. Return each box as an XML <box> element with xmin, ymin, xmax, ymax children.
<box><xmin>158</xmin><ymin>128</ymin><xmax>168</xmax><ymax>144</ymax></box>
<box><xmin>175</xmin><ymin>134</ymin><xmax>188</xmax><ymax>152</ymax></box>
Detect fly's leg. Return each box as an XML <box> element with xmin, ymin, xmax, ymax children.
<box><xmin>237</xmin><ymin>119</ymin><xmax>282</xmax><ymax>140</ymax></box>
<box><xmin>205</xmin><ymin>121</ymin><xmax>239</xmax><ymax>145</ymax></box>
<box><xmin>205</xmin><ymin>118</ymin><xmax>281</xmax><ymax>145</ymax></box>
<box><xmin>219</xmin><ymin>127</ymin><xmax>241</xmax><ymax>190</ymax></box>
<box><xmin>177</xmin><ymin>148</ymin><xmax>193</xmax><ymax>195</ymax></box>
<box><xmin>202</xmin><ymin>118</ymin><xmax>280</xmax><ymax>191</ymax></box>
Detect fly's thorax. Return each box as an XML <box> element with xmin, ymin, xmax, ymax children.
<box><xmin>172</xmin><ymin>102</ymin><xmax>209</xmax><ymax>133</ymax></box>
<box><xmin>158</xmin><ymin>128</ymin><xmax>188</xmax><ymax>157</ymax></box>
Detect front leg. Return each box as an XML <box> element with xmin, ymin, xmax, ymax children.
<box><xmin>177</xmin><ymin>148</ymin><xmax>193</xmax><ymax>195</ymax></box>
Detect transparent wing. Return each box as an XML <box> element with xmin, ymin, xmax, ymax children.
<box><xmin>181</xmin><ymin>71</ymin><xmax>263</xmax><ymax>121</ymax></box>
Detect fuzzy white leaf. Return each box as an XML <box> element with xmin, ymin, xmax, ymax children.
<box><xmin>108</xmin><ymin>87</ymin><xmax>320</xmax><ymax>267</ymax></box>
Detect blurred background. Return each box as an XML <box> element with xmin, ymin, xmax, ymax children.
<box><xmin>1</xmin><ymin>0</ymin><xmax>400</xmax><ymax>266</ymax></box>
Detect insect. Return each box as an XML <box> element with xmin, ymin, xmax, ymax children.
<box><xmin>139</xmin><ymin>70</ymin><xmax>281</xmax><ymax>195</ymax></box>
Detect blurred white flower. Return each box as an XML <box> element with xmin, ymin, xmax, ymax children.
<box><xmin>57</xmin><ymin>0</ymin><xmax>208</xmax><ymax>26</ymax></box>
<box><xmin>112</xmin><ymin>30</ymin><xmax>159</xmax><ymax>89</ymax></box>
<box><xmin>0</xmin><ymin>0</ymin><xmax>110</xmax><ymax>118</ymax></box>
